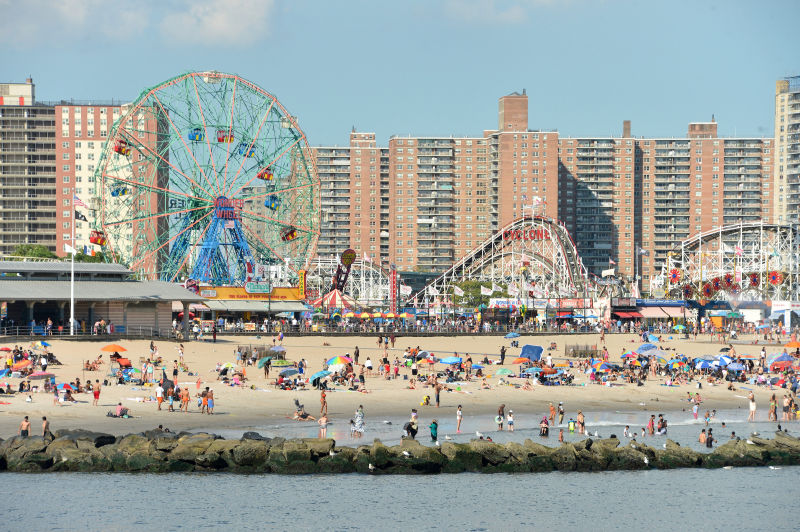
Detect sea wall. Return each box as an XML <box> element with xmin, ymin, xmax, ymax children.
<box><xmin>1</xmin><ymin>430</ymin><xmax>799</xmax><ymax>474</ymax></box>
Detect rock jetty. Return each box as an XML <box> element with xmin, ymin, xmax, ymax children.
<box><xmin>1</xmin><ymin>430</ymin><xmax>799</xmax><ymax>474</ymax></box>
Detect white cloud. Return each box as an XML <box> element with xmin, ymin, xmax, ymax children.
<box><xmin>159</xmin><ymin>0</ymin><xmax>275</xmax><ymax>46</ymax></box>
<box><xmin>0</xmin><ymin>0</ymin><xmax>274</xmax><ymax>48</ymax></box>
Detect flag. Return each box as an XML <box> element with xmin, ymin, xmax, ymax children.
<box><xmin>63</xmin><ymin>243</ymin><xmax>77</xmax><ymax>254</ymax></box>
<box><xmin>609</xmin><ymin>257</ymin><xmax>616</xmax><ymax>265</ymax></box>
<box><xmin>480</xmin><ymin>285</ymin><xmax>492</xmax><ymax>296</ymax></box>
<box><xmin>74</xmin><ymin>195</ymin><xmax>87</xmax><ymax>208</ymax></box>
<box><xmin>491</xmin><ymin>282</ymin><xmax>502</xmax><ymax>293</ymax></box>
<box><xmin>508</xmin><ymin>284</ymin><xmax>520</xmax><ymax>296</ymax></box>
<box><xmin>735</xmin><ymin>245</ymin><xmax>743</xmax><ymax>256</ymax></box>
<box><xmin>638</xmin><ymin>247</ymin><xmax>649</xmax><ymax>256</ymax></box>
<box><xmin>399</xmin><ymin>284</ymin><xmax>412</xmax><ymax>296</ymax></box>
<box><xmin>427</xmin><ymin>286</ymin><xmax>440</xmax><ymax>296</ymax></box>
<box><xmin>75</xmin><ymin>210</ymin><xmax>88</xmax><ymax>222</ymax></box>
<box><xmin>83</xmin><ymin>245</ymin><xmax>88</xmax><ymax>254</ymax></box>
<box><xmin>453</xmin><ymin>286</ymin><xmax>464</xmax><ymax>297</ymax></box>
<box><xmin>363</xmin><ymin>252</ymin><xmax>371</xmax><ymax>263</ymax></box>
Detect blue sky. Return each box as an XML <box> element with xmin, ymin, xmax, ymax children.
<box><xmin>2</xmin><ymin>0</ymin><xmax>797</xmax><ymax>145</ymax></box>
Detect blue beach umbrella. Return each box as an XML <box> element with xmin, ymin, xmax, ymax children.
<box><xmin>310</xmin><ymin>370</ymin><xmax>331</xmax><ymax>381</ymax></box>
<box><xmin>439</xmin><ymin>356</ymin><xmax>462</xmax><ymax>365</ymax></box>
<box><xmin>726</xmin><ymin>363</ymin><xmax>745</xmax><ymax>371</ymax></box>
<box><xmin>638</xmin><ymin>343</ymin><xmax>658</xmax><ymax>353</ymax></box>
<box><xmin>695</xmin><ymin>360</ymin><xmax>713</xmax><ymax>370</ymax></box>
<box><xmin>520</xmin><ymin>345</ymin><xmax>544</xmax><ymax>361</ymax></box>
<box><xmin>647</xmin><ymin>334</ymin><xmax>659</xmax><ymax>343</ymax></box>
<box><xmin>718</xmin><ymin>355</ymin><xmax>732</xmax><ymax>366</ymax></box>
<box><xmin>279</xmin><ymin>368</ymin><xmax>299</xmax><ymax>377</ymax></box>
<box><xmin>505</xmin><ymin>332</ymin><xmax>520</xmax><ymax>339</ymax></box>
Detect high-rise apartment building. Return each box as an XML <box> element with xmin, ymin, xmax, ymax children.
<box><xmin>312</xmin><ymin>92</ymin><xmax>774</xmax><ymax>293</ymax></box>
<box><xmin>54</xmin><ymin>102</ymin><xmax>123</xmax><ymax>256</ymax></box>
<box><xmin>774</xmin><ymin>76</ymin><xmax>800</xmax><ymax>223</ymax></box>
<box><xmin>0</xmin><ymin>79</ymin><xmax>56</xmax><ymax>255</ymax></box>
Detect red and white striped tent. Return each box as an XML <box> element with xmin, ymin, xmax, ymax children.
<box><xmin>309</xmin><ymin>289</ymin><xmax>358</xmax><ymax>310</ymax></box>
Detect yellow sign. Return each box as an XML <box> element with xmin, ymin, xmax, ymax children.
<box><xmin>204</xmin><ymin>286</ymin><xmax>304</xmax><ymax>301</ymax></box>
<box><xmin>297</xmin><ymin>269</ymin><xmax>306</xmax><ymax>297</ymax></box>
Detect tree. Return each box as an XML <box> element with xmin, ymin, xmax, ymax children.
<box><xmin>450</xmin><ymin>280</ymin><xmax>507</xmax><ymax>309</ymax></box>
<box><xmin>11</xmin><ymin>244</ymin><xmax>56</xmax><ymax>259</ymax></box>
<box><xmin>73</xmin><ymin>251</ymin><xmax>107</xmax><ymax>263</ymax></box>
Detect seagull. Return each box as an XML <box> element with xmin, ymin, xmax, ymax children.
<box><xmin>383</xmin><ymin>420</ymin><xmax>392</xmax><ymax>425</ymax></box>
<box><xmin>663</xmin><ymin>444</ymin><xmax>667</xmax><ymax>449</ymax></box>
<box><xmin>435</xmin><ymin>441</ymin><xmax>440</xmax><ymax>447</ymax></box>
<box><xmin>746</xmin><ymin>440</ymin><xmax>755</xmax><ymax>445</ymax></box>
<box><xmin>368</xmin><ymin>463</ymin><xmax>375</xmax><ymax>472</ymax></box>
<box><xmin>329</xmin><ymin>450</ymin><xmax>335</xmax><ymax>456</ymax></box>
<box><xmin>769</xmin><ymin>466</ymin><xmax>782</xmax><ymax>470</ymax></box>
<box><xmin>643</xmin><ymin>456</ymin><xmax>649</xmax><ymax>465</ymax></box>
<box><xmin>476</xmin><ymin>431</ymin><xmax>484</xmax><ymax>439</ymax></box>
<box><xmin>723</xmin><ymin>466</ymin><xmax>733</xmax><ymax>470</ymax></box>
<box><xmin>402</xmin><ymin>451</ymin><xmax>411</xmax><ymax>457</ymax></box>
<box><xmin>593</xmin><ymin>431</ymin><xmax>599</xmax><ymax>437</ymax></box>
<box><xmin>444</xmin><ymin>435</ymin><xmax>453</xmax><ymax>440</ymax></box>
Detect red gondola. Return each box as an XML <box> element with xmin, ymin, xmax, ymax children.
<box><xmin>257</xmin><ymin>167</ymin><xmax>274</xmax><ymax>181</ymax></box>
<box><xmin>281</xmin><ymin>228</ymin><xmax>298</xmax><ymax>241</ymax></box>
<box><xmin>89</xmin><ymin>230</ymin><xmax>107</xmax><ymax>246</ymax></box>
<box><xmin>113</xmin><ymin>139</ymin><xmax>131</xmax><ymax>156</ymax></box>
<box><xmin>216</xmin><ymin>129</ymin><xmax>234</xmax><ymax>143</ymax></box>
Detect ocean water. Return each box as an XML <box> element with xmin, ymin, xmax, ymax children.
<box><xmin>201</xmin><ymin>408</ymin><xmax>799</xmax><ymax>452</ymax></box>
<box><xmin>9</xmin><ymin>467</ymin><xmax>798</xmax><ymax>531</ymax></box>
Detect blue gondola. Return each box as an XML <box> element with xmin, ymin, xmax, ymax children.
<box><xmin>237</xmin><ymin>142</ymin><xmax>256</xmax><ymax>157</ymax></box>
<box><xmin>264</xmin><ymin>194</ymin><xmax>281</xmax><ymax>211</ymax></box>
<box><xmin>188</xmin><ymin>127</ymin><xmax>205</xmax><ymax>142</ymax></box>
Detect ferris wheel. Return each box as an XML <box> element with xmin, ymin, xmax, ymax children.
<box><xmin>95</xmin><ymin>71</ymin><xmax>320</xmax><ymax>285</ymax></box>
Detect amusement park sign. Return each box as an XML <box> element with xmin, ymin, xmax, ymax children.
<box><xmin>502</xmin><ymin>228</ymin><xmax>551</xmax><ymax>241</ymax></box>
<box><xmin>245</xmin><ymin>281</ymin><xmax>272</xmax><ymax>294</ymax></box>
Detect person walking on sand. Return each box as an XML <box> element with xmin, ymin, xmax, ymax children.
<box><xmin>180</xmin><ymin>387</ymin><xmax>190</xmax><ymax>412</ymax></box>
<box><xmin>747</xmin><ymin>391</ymin><xmax>756</xmax><ymax>422</ymax></box>
<box><xmin>155</xmin><ymin>383</ymin><xmax>164</xmax><ymax>411</ymax></box>
<box><xmin>496</xmin><ymin>404</ymin><xmax>505</xmax><ymax>431</ymax></box>
<box><xmin>18</xmin><ymin>416</ymin><xmax>30</xmax><ymax>438</ymax></box>
<box><xmin>318</xmin><ymin>413</ymin><xmax>328</xmax><ymax>439</ymax></box>
<box><xmin>92</xmin><ymin>379</ymin><xmax>101</xmax><ymax>406</ymax></box>
<box><xmin>507</xmin><ymin>410</ymin><xmax>515</xmax><ymax>431</ymax></box>
<box><xmin>456</xmin><ymin>405</ymin><xmax>463</xmax><ymax>433</ymax></box>
<box><xmin>353</xmin><ymin>346</ymin><xmax>359</xmax><ymax>365</ymax></box>
<box><xmin>207</xmin><ymin>388</ymin><xmax>214</xmax><ymax>414</ymax></box>
<box><xmin>320</xmin><ymin>390</ymin><xmax>328</xmax><ymax>415</ymax></box>
<box><xmin>435</xmin><ymin>382</ymin><xmax>442</xmax><ymax>408</ymax></box>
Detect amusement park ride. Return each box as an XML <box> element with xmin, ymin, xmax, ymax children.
<box><xmin>87</xmin><ymin>71</ymin><xmax>800</xmax><ymax>312</ymax></box>
<box><xmin>92</xmin><ymin>71</ymin><xmax>320</xmax><ymax>291</ymax></box>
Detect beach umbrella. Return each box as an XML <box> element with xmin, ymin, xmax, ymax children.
<box><xmin>756</xmin><ymin>324</ymin><xmax>770</xmax><ymax>329</ymax></box>
<box><xmin>344</xmin><ymin>312</ymin><xmax>356</xmax><ymax>318</ymax></box>
<box><xmin>372</xmin><ymin>312</ymin><xmax>384</xmax><ymax>319</ymax></box>
<box><xmin>33</xmin><ymin>340</ymin><xmax>51</xmax><ymax>348</ymax></box>
<box><xmin>771</xmin><ymin>360</ymin><xmax>793</xmax><ymax>371</ymax></box>
<box><xmin>29</xmin><ymin>371</ymin><xmax>55</xmax><ymax>380</ymax></box>
<box><xmin>719</xmin><ymin>347</ymin><xmax>731</xmax><ymax>352</ymax></box>
<box><xmin>12</xmin><ymin>360</ymin><xmax>31</xmax><ymax>371</ymax></box>
<box><xmin>101</xmin><ymin>344</ymin><xmax>127</xmax><ymax>352</ymax></box>
<box><xmin>257</xmin><ymin>357</ymin><xmax>272</xmax><ymax>369</ymax></box>
<box><xmin>673</xmin><ymin>324</ymin><xmax>686</xmax><ymax>331</ymax></box>
<box><xmin>638</xmin><ymin>343</ymin><xmax>658</xmax><ymax>353</ymax></box>
<box><xmin>268</xmin><ymin>346</ymin><xmax>287</xmax><ymax>354</ymax></box>
<box><xmin>511</xmin><ymin>357</ymin><xmax>530</xmax><ymax>364</ymax></box>
<box><xmin>0</xmin><ymin>369</ymin><xmax>8</xmax><ymax>377</ymax></box>
<box><xmin>647</xmin><ymin>334</ymin><xmax>659</xmax><ymax>342</ymax></box>
<box><xmin>621</xmin><ymin>350</ymin><xmax>638</xmax><ymax>359</ymax></box>
<box><xmin>738</xmin><ymin>354</ymin><xmax>757</xmax><ymax>359</ymax></box>
<box><xmin>222</xmin><ymin>362</ymin><xmax>235</xmax><ymax>369</ymax></box>
<box><xmin>0</xmin><ymin>347</ymin><xmax>11</xmax><ymax>352</ymax></box>
<box><xmin>541</xmin><ymin>367</ymin><xmax>557</xmax><ymax>375</ymax></box>
<box><xmin>310</xmin><ymin>370</ymin><xmax>331</xmax><ymax>381</ymax></box>
<box><xmin>505</xmin><ymin>332</ymin><xmax>520</xmax><ymax>339</ymax></box>
<box><xmin>695</xmin><ymin>360</ymin><xmax>713</xmax><ymax>370</ymax></box>
<box><xmin>522</xmin><ymin>367</ymin><xmax>542</xmax><ymax>375</ymax></box>
<box><xmin>279</xmin><ymin>368</ymin><xmax>299</xmax><ymax>377</ymax></box>
<box><xmin>520</xmin><ymin>345</ymin><xmax>543</xmax><ymax>361</ymax></box>
<box><xmin>554</xmin><ymin>362</ymin><xmax>570</xmax><ymax>367</ymax></box>
<box><xmin>439</xmin><ymin>356</ymin><xmax>462</xmax><ymax>365</ymax></box>
<box><xmin>327</xmin><ymin>355</ymin><xmax>352</xmax><ymax>365</ymax></box>
<box><xmin>418</xmin><ymin>358</ymin><xmax>436</xmax><ymax>364</ymax></box>
<box><xmin>398</xmin><ymin>312</ymin><xmax>411</xmax><ymax>319</ymax></box>
<box><xmin>628</xmin><ymin>359</ymin><xmax>642</xmax><ymax>367</ymax></box>
<box><xmin>56</xmin><ymin>383</ymin><xmax>74</xmax><ymax>391</ymax></box>
<box><xmin>471</xmin><ymin>364</ymin><xmax>484</xmax><ymax>370</ymax></box>
<box><xmin>385</xmin><ymin>312</ymin><xmax>396</xmax><ymax>319</ymax></box>
<box><xmin>718</xmin><ymin>355</ymin><xmax>732</xmax><ymax>366</ymax></box>
<box><xmin>122</xmin><ymin>367</ymin><xmax>140</xmax><ymax>374</ymax></box>
<box><xmin>495</xmin><ymin>368</ymin><xmax>514</xmax><ymax>376</ymax></box>
<box><xmin>359</xmin><ymin>312</ymin><xmax>371</xmax><ymax>319</ymax></box>
<box><xmin>727</xmin><ymin>363</ymin><xmax>745</xmax><ymax>371</ymax></box>
<box><xmin>784</xmin><ymin>341</ymin><xmax>800</xmax><ymax>348</ymax></box>
<box><xmin>271</xmin><ymin>359</ymin><xmax>293</xmax><ymax>367</ymax></box>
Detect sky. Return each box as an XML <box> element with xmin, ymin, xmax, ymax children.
<box><xmin>1</xmin><ymin>0</ymin><xmax>798</xmax><ymax>145</ymax></box>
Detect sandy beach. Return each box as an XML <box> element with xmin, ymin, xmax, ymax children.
<box><xmin>0</xmin><ymin>332</ymin><xmax>789</xmax><ymax>438</ymax></box>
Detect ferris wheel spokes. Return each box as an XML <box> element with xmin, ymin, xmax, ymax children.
<box><xmin>224</xmin><ymin>98</ymin><xmax>277</xmax><ymax>197</ymax></box>
<box><xmin>191</xmin><ymin>75</ymin><xmax>222</xmax><ymax>194</ymax></box>
<box><xmin>129</xmin><ymin>209</ymin><xmax>213</xmax><ymax>274</ymax></box>
<box><xmin>225</xmin><ymin>135</ymin><xmax>304</xmax><ymax>200</ymax></box>
<box><xmin>151</xmin><ymin>92</ymin><xmax>221</xmax><ymax>198</ymax></box>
